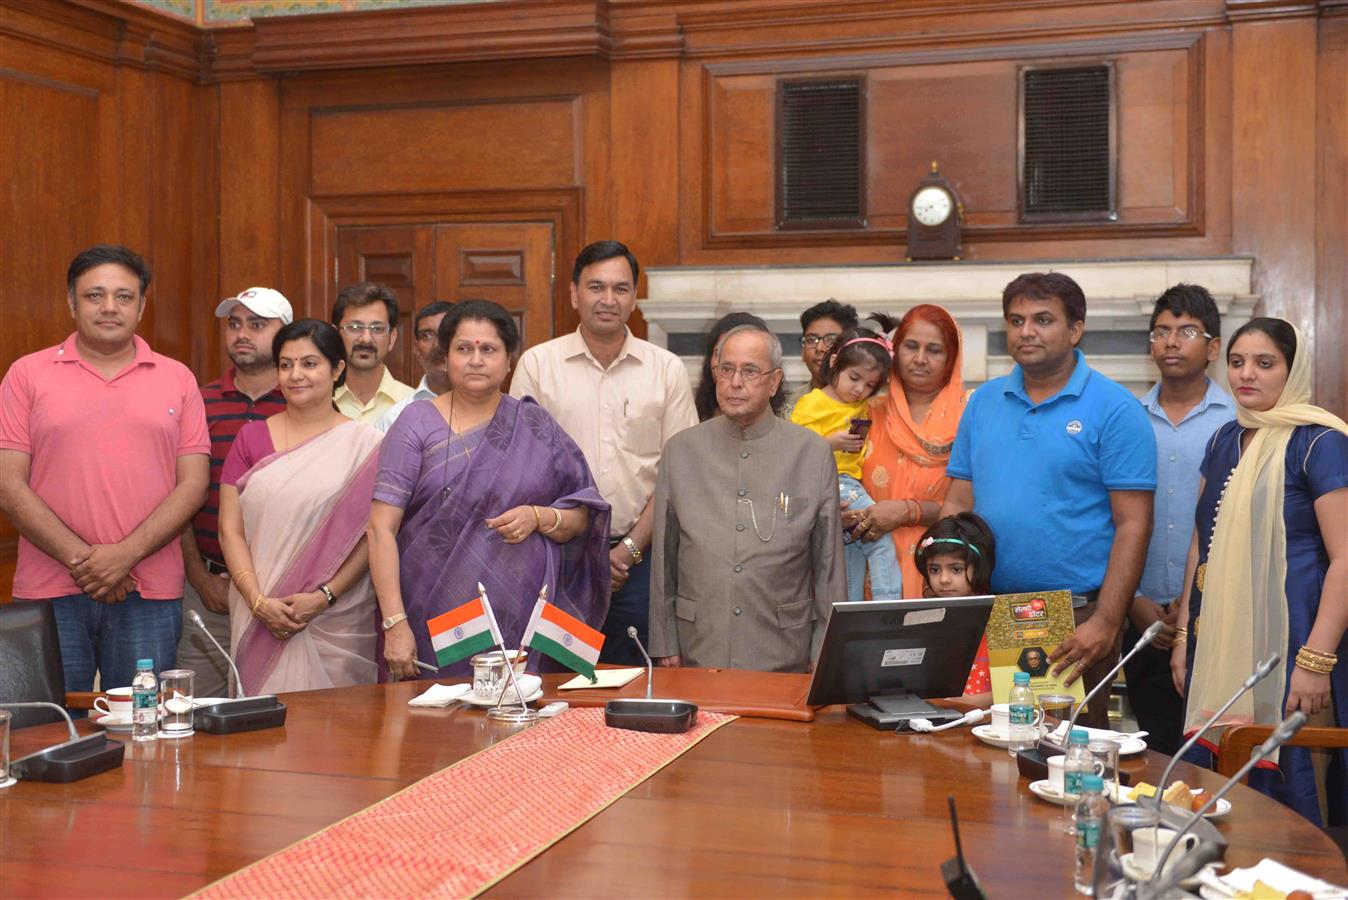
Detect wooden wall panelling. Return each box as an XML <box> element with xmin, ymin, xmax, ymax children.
<box><xmin>1229</xmin><ymin>16</ymin><xmax>1318</xmax><ymax>340</ymax></box>
<box><xmin>190</xmin><ymin>79</ymin><xmax>221</xmax><ymax>379</ymax></box>
<box><xmin>1315</xmin><ymin>9</ymin><xmax>1348</xmax><ymax>416</ymax></box>
<box><xmin>335</xmin><ymin>224</ymin><xmax>435</xmax><ymax>384</ymax></box>
<box><xmin>218</xmin><ymin>79</ymin><xmax>282</xmax><ymax>315</ymax></box>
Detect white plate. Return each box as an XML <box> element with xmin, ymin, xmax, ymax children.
<box><xmin>1110</xmin><ymin>785</ymin><xmax>1232</xmax><ymax>819</ymax></box>
<box><xmin>461</xmin><ymin>688</ymin><xmax>543</xmax><ymax>708</ymax></box>
<box><xmin>91</xmin><ymin>714</ymin><xmax>134</xmax><ymax>734</ymax></box>
<box><xmin>1045</xmin><ymin>724</ymin><xmax>1149</xmax><ymax>756</ymax></box>
<box><xmin>1120</xmin><ymin>852</ymin><xmax>1217</xmax><ymax>889</ymax></box>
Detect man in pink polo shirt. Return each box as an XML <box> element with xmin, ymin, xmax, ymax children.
<box><xmin>0</xmin><ymin>245</ymin><xmax>209</xmax><ymax>692</ymax></box>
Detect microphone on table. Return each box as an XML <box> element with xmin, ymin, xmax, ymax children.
<box><xmin>1017</xmin><ymin>621</ymin><xmax>1164</xmax><ymax>783</ymax></box>
<box><xmin>0</xmin><ymin>701</ymin><xmax>124</xmax><ymax>783</ymax></box>
<box><xmin>1147</xmin><ymin>652</ymin><xmax>1280</xmax><ymax>810</ymax></box>
<box><xmin>188</xmin><ymin>610</ymin><xmax>242</xmax><ymax>699</ymax></box>
<box><xmin>1140</xmin><ymin>711</ymin><xmax>1307</xmax><ymax>899</ymax></box>
<box><xmin>603</xmin><ymin>627</ymin><xmax>699</xmax><ymax>734</ymax></box>
<box><xmin>939</xmin><ymin>794</ymin><xmax>987</xmax><ymax>900</ymax></box>
<box><xmin>187</xmin><ymin>610</ymin><xmax>288</xmax><ymax>734</ymax></box>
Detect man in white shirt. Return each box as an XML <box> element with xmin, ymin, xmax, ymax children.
<box><xmin>331</xmin><ymin>282</ymin><xmax>414</xmax><ymax>424</ymax></box>
<box><xmin>375</xmin><ymin>301</ymin><xmax>453</xmax><ymax>433</ymax></box>
<box><xmin>510</xmin><ymin>240</ymin><xmax>697</xmax><ymax>665</ymax></box>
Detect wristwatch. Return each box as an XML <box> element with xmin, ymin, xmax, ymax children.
<box><xmin>382</xmin><ymin>612</ymin><xmax>409</xmax><ymax>631</ymax></box>
<box><xmin>621</xmin><ymin>536</ymin><xmax>643</xmax><ymax>564</ymax></box>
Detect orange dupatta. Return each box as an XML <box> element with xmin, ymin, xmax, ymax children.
<box><xmin>860</xmin><ymin>309</ymin><xmax>967</xmax><ymax>598</ymax></box>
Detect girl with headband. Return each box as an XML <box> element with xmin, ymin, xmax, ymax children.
<box><xmin>915</xmin><ymin>512</ymin><xmax>997</xmax><ymax>704</ymax></box>
<box><xmin>790</xmin><ymin>324</ymin><xmax>902</xmax><ymax>600</ymax></box>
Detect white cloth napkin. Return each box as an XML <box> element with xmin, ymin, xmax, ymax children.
<box><xmin>1197</xmin><ymin>858</ymin><xmax>1348</xmax><ymax>899</ymax></box>
<box><xmin>408</xmin><ymin>683</ymin><xmax>472</xmax><ymax>707</ymax></box>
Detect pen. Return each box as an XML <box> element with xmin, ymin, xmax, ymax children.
<box><xmin>413</xmin><ymin>660</ymin><xmax>439</xmax><ymax>673</ymax></box>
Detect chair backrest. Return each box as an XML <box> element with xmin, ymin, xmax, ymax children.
<box><xmin>1216</xmin><ymin>724</ymin><xmax>1348</xmax><ymax>779</ymax></box>
<box><xmin>0</xmin><ymin>601</ymin><xmax>67</xmax><ymax>728</ymax></box>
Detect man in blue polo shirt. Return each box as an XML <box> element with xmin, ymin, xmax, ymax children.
<box><xmin>1127</xmin><ymin>284</ymin><xmax>1234</xmax><ymax>753</ymax></box>
<box><xmin>942</xmin><ymin>272</ymin><xmax>1156</xmax><ymax>728</ymax></box>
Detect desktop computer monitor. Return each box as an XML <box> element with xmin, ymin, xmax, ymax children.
<box><xmin>805</xmin><ymin>596</ymin><xmax>994</xmax><ymax>730</ymax></box>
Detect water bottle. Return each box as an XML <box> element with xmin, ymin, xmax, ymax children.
<box><xmin>1007</xmin><ymin>671</ymin><xmax>1037</xmax><ymax>757</ymax></box>
<box><xmin>1062</xmin><ymin>728</ymin><xmax>1093</xmax><ymax>833</ymax></box>
<box><xmin>1073</xmin><ymin>774</ymin><xmax>1110</xmax><ymax>895</ymax></box>
<box><xmin>131</xmin><ymin>659</ymin><xmax>158</xmax><ymax>743</ymax></box>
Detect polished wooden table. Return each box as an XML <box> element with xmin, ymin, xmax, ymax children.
<box><xmin>2</xmin><ymin>678</ymin><xmax>1344</xmax><ymax>898</ymax></box>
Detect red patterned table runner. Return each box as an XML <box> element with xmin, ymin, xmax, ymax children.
<box><xmin>194</xmin><ymin>707</ymin><xmax>735</xmax><ymax>899</ymax></box>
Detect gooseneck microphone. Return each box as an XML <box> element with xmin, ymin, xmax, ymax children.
<box><xmin>627</xmin><ymin>625</ymin><xmax>654</xmax><ymax>700</ymax></box>
<box><xmin>1148</xmin><ymin>652</ymin><xmax>1280</xmax><ymax>807</ymax></box>
<box><xmin>1141</xmin><ymin>711</ymin><xmax>1308</xmax><ymax>898</ymax></box>
<box><xmin>0</xmin><ymin>701</ymin><xmax>125</xmax><ymax>783</ymax></box>
<box><xmin>1049</xmin><ymin>620</ymin><xmax>1164</xmax><ymax>747</ymax></box>
<box><xmin>188</xmin><ymin>610</ymin><xmax>242</xmax><ymax>699</ymax></box>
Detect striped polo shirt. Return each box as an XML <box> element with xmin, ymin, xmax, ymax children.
<box><xmin>192</xmin><ymin>369</ymin><xmax>286</xmax><ymax>566</ymax></box>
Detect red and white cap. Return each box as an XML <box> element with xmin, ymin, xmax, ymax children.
<box><xmin>215</xmin><ymin>287</ymin><xmax>293</xmax><ymax>324</ymax></box>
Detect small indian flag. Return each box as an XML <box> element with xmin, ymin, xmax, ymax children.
<box><xmin>519</xmin><ymin>596</ymin><xmax>604</xmax><ymax>680</ymax></box>
<box><xmin>427</xmin><ymin>595</ymin><xmax>503</xmax><ymax>668</ymax></box>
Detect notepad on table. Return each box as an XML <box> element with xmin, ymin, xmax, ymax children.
<box><xmin>558</xmin><ymin>667</ymin><xmax>645</xmax><ymax>690</ymax></box>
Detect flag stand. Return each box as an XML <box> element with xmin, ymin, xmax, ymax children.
<box><xmin>480</xmin><ymin>581</ymin><xmax>538</xmax><ymax>724</ymax></box>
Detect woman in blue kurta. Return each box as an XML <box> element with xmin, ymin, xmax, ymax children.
<box><xmin>1169</xmin><ymin>317</ymin><xmax>1348</xmax><ymax>825</ymax></box>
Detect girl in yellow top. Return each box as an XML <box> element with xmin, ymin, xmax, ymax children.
<box><xmin>791</xmin><ymin>325</ymin><xmax>902</xmax><ymax>600</ymax></box>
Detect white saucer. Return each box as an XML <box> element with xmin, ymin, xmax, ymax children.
<box><xmin>462</xmin><ymin>688</ymin><xmax>543</xmax><ymax>708</ymax></box>
<box><xmin>91</xmin><ymin>714</ymin><xmax>134</xmax><ymax>734</ymax></box>
<box><xmin>971</xmin><ymin>724</ymin><xmax>1042</xmax><ymax>750</ymax></box>
<box><xmin>1028</xmin><ymin>779</ymin><xmax>1076</xmax><ymax>806</ymax></box>
<box><xmin>1119</xmin><ymin>852</ymin><xmax>1216</xmax><ymax>889</ymax></box>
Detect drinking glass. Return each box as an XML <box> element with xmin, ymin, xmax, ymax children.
<box><xmin>158</xmin><ymin>669</ymin><xmax>195</xmax><ymax>739</ymax></box>
<box><xmin>1088</xmin><ymin>738</ymin><xmax>1121</xmax><ymax>792</ymax></box>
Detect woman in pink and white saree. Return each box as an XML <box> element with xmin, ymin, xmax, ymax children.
<box><xmin>218</xmin><ymin>320</ymin><xmax>382</xmax><ymax>694</ymax></box>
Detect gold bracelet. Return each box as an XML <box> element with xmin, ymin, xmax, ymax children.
<box><xmin>541</xmin><ymin>506</ymin><xmax>562</xmax><ymax>535</ymax></box>
<box><xmin>231</xmin><ymin>569</ymin><xmax>253</xmax><ymax>584</ymax></box>
<box><xmin>1295</xmin><ymin>651</ymin><xmax>1335</xmax><ymax>675</ymax></box>
<box><xmin>1299</xmin><ymin>645</ymin><xmax>1338</xmax><ymax>662</ymax></box>
<box><xmin>251</xmin><ymin>593</ymin><xmax>266</xmax><ymax>616</ymax></box>
<box><xmin>532</xmin><ymin>506</ymin><xmax>542</xmax><ymax>531</ymax></box>
<box><xmin>1173</xmin><ymin>626</ymin><xmax>1189</xmax><ymax>642</ymax></box>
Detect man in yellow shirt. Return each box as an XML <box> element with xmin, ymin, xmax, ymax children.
<box><xmin>331</xmin><ymin>282</ymin><xmax>415</xmax><ymax>424</ymax></box>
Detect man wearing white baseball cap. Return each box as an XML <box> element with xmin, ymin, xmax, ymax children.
<box><xmin>177</xmin><ymin>287</ymin><xmax>292</xmax><ymax>697</ymax></box>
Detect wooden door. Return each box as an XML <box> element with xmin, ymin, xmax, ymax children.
<box><xmin>432</xmin><ymin>223</ymin><xmax>555</xmax><ymax>354</ymax></box>
<box><xmin>335</xmin><ymin>225</ymin><xmax>434</xmax><ymax>385</ymax></box>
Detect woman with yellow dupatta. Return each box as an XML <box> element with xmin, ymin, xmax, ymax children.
<box><xmin>855</xmin><ymin>304</ymin><xmax>967</xmax><ymax>598</ymax></box>
<box><xmin>1171</xmin><ymin>317</ymin><xmax>1347</xmax><ymax>825</ymax></box>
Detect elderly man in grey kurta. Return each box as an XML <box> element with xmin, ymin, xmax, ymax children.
<box><xmin>650</xmin><ymin>326</ymin><xmax>846</xmax><ymax>672</ymax></box>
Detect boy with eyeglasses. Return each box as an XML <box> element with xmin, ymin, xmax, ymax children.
<box><xmin>1128</xmin><ymin>283</ymin><xmax>1235</xmax><ymax>753</ymax></box>
<box><xmin>331</xmin><ymin>282</ymin><xmax>415</xmax><ymax>424</ymax></box>
<box><xmin>798</xmin><ymin>299</ymin><xmax>859</xmax><ymax>395</ymax></box>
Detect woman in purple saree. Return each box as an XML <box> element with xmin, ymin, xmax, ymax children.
<box><xmin>368</xmin><ymin>301</ymin><xmax>611</xmax><ymax>681</ymax></box>
<box><xmin>219</xmin><ymin>320</ymin><xmax>382</xmax><ymax>694</ymax></box>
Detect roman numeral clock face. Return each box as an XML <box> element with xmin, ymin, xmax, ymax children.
<box><xmin>911</xmin><ymin>186</ymin><xmax>953</xmax><ymax>227</ymax></box>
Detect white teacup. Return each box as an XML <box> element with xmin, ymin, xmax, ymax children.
<box><xmin>990</xmin><ymin>702</ymin><xmax>1045</xmax><ymax>737</ymax></box>
<box><xmin>1132</xmin><ymin>827</ymin><xmax>1201</xmax><ymax>876</ymax></box>
<box><xmin>92</xmin><ymin>687</ymin><xmax>134</xmax><ymax>719</ymax></box>
<box><xmin>1046</xmin><ymin>753</ymin><xmax>1106</xmax><ymax>795</ymax></box>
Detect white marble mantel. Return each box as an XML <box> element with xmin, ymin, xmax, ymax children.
<box><xmin>641</xmin><ymin>257</ymin><xmax>1258</xmax><ymax>396</ymax></box>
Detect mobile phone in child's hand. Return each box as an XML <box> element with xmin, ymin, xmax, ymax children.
<box><xmin>848</xmin><ymin>417</ymin><xmax>872</xmax><ymax>442</ymax></box>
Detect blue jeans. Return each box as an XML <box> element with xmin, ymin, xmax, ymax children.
<box><xmin>598</xmin><ymin>552</ymin><xmax>651</xmax><ymax>666</ymax></box>
<box><xmin>839</xmin><ymin>474</ymin><xmax>903</xmax><ymax>601</ymax></box>
<box><xmin>46</xmin><ymin>592</ymin><xmax>182</xmax><ymax>692</ymax></box>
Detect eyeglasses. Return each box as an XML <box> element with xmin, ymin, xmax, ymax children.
<box><xmin>340</xmin><ymin>323</ymin><xmax>391</xmax><ymax>337</ymax></box>
<box><xmin>802</xmin><ymin>334</ymin><xmax>840</xmax><ymax>349</ymax></box>
<box><xmin>714</xmin><ymin>363</ymin><xmax>775</xmax><ymax>384</ymax></box>
<box><xmin>1148</xmin><ymin>326</ymin><xmax>1212</xmax><ymax>343</ymax></box>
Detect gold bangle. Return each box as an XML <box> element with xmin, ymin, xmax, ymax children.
<box><xmin>231</xmin><ymin>569</ymin><xmax>252</xmax><ymax>584</ymax></box>
<box><xmin>251</xmin><ymin>593</ymin><xmax>266</xmax><ymax>616</ymax></box>
<box><xmin>1173</xmin><ymin>626</ymin><xmax>1189</xmax><ymax>641</ymax></box>
<box><xmin>541</xmin><ymin>507</ymin><xmax>562</xmax><ymax>535</ymax></box>
<box><xmin>1299</xmin><ymin>645</ymin><xmax>1338</xmax><ymax>662</ymax></box>
<box><xmin>1295</xmin><ymin>654</ymin><xmax>1335</xmax><ymax>675</ymax></box>
<box><xmin>532</xmin><ymin>506</ymin><xmax>542</xmax><ymax>530</ymax></box>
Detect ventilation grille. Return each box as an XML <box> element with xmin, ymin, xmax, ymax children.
<box><xmin>1021</xmin><ymin>65</ymin><xmax>1113</xmax><ymax>219</ymax></box>
<box><xmin>777</xmin><ymin>78</ymin><xmax>864</xmax><ymax>228</ymax></box>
